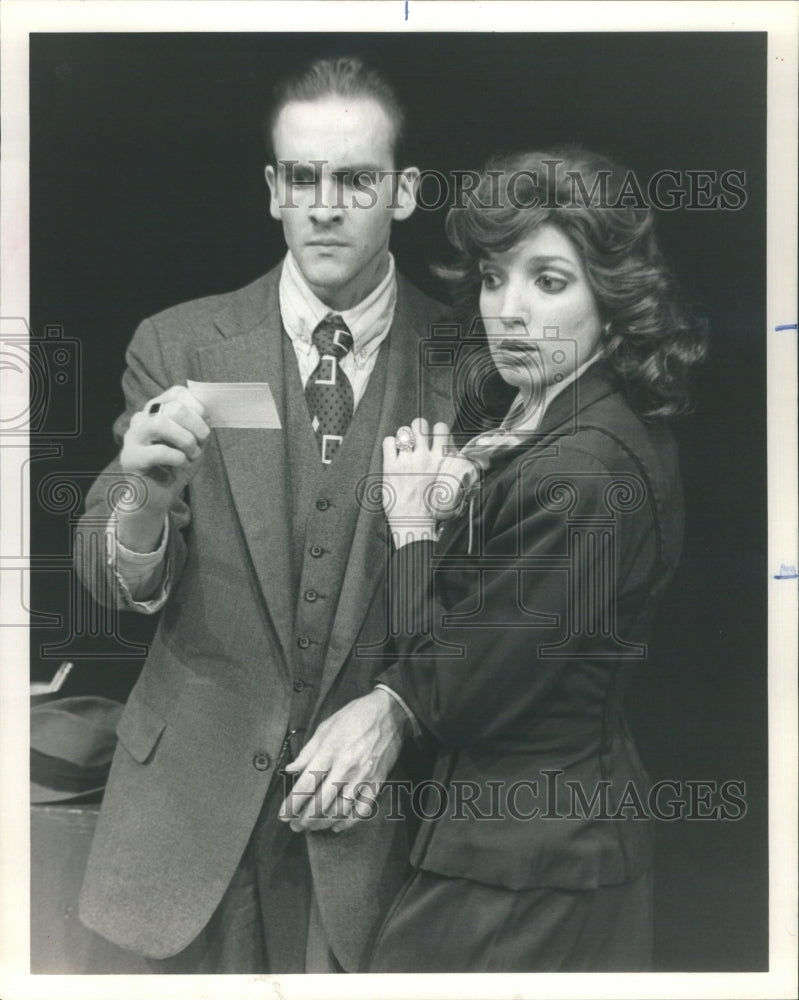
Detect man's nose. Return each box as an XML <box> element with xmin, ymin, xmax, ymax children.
<box><xmin>308</xmin><ymin>176</ymin><xmax>344</xmax><ymax>225</ymax></box>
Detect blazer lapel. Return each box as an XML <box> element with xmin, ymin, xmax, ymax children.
<box><xmin>195</xmin><ymin>269</ymin><xmax>295</xmax><ymax>667</ymax></box>
<box><xmin>316</xmin><ymin>281</ymin><xmax>450</xmax><ymax>705</ymax></box>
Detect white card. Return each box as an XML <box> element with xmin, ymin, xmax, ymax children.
<box><xmin>186</xmin><ymin>381</ymin><xmax>281</xmax><ymax>429</ymax></box>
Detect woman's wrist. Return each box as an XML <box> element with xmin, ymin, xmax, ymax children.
<box><xmin>390</xmin><ymin>520</ymin><xmax>437</xmax><ymax>550</ymax></box>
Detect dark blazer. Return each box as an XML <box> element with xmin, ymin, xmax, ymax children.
<box><xmin>75</xmin><ymin>264</ymin><xmax>452</xmax><ymax>969</ymax></box>
<box><xmin>379</xmin><ymin>362</ymin><xmax>684</xmax><ymax>891</ymax></box>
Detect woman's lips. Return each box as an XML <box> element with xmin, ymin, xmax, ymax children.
<box><xmin>496</xmin><ymin>340</ymin><xmax>540</xmax><ymax>359</ymax></box>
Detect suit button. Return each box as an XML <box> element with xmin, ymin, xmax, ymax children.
<box><xmin>316</xmin><ymin>498</ymin><xmax>330</xmax><ymax>511</ymax></box>
<box><xmin>304</xmin><ymin>589</ymin><xmax>318</xmax><ymax>602</ymax></box>
<box><xmin>297</xmin><ymin>635</ymin><xmax>311</xmax><ymax>649</ymax></box>
<box><xmin>293</xmin><ymin>679</ymin><xmax>306</xmax><ymax>693</ymax></box>
<box><xmin>253</xmin><ymin>752</ymin><xmax>271</xmax><ymax>771</ymax></box>
<box><xmin>309</xmin><ymin>544</ymin><xmax>323</xmax><ymax>558</ymax></box>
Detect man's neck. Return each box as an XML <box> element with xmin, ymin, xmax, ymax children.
<box><xmin>310</xmin><ymin>253</ymin><xmax>391</xmax><ymax>313</ymax></box>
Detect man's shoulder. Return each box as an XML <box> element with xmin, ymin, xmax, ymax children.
<box><xmin>395</xmin><ymin>272</ymin><xmax>451</xmax><ymax>330</ymax></box>
<box><xmin>145</xmin><ymin>265</ymin><xmax>281</xmax><ymax>337</ymax></box>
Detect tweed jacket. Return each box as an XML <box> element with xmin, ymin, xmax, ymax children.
<box><xmin>75</xmin><ymin>264</ymin><xmax>452</xmax><ymax>968</ymax></box>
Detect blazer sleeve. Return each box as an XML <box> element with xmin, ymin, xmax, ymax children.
<box><xmin>74</xmin><ymin>316</ymin><xmax>191</xmax><ymax>611</ymax></box>
<box><xmin>376</xmin><ymin>450</ymin><xmax>655</xmax><ymax>750</ymax></box>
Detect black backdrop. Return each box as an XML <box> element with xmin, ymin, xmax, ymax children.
<box><xmin>29</xmin><ymin>32</ymin><xmax>767</xmax><ymax>971</ymax></box>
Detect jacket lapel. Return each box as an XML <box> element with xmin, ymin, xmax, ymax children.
<box><xmin>535</xmin><ymin>360</ymin><xmax>617</xmax><ymax>439</ymax></box>
<box><xmin>194</xmin><ymin>267</ymin><xmax>295</xmax><ymax>668</ymax></box>
<box><xmin>316</xmin><ymin>280</ymin><xmax>451</xmax><ymax>705</ymax></box>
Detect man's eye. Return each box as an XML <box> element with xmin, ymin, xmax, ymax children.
<box><xmin>289</xmin><ymin>175</ymin><xmax>316</xmax><ymax>186</ymax></box>
<box><xmin>536</xmin><ymin>274</ymin><xmax>567</xmax><ymax>293</ymax></box>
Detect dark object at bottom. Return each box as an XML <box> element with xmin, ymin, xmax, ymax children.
<box><xmin>369</xmin><ymin>867</ymin><xmax>653</xmax><ymax>972</ymax></box>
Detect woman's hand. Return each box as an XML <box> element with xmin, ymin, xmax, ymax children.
<box><xmin>382</xmin><ymin>417</ymin><xmax>453</xmax><ymax>548</ymax></box>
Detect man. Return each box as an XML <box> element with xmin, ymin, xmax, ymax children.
<box><xmin>76</xmin><ymin>55</ymin><xmax>452</xmax><ymax>973</ymax></box>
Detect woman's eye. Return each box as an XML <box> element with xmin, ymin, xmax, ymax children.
<box><xmin>480</xmin><ymin>272</ymin><xmax>501</xmax><ymax>290</ymax></box>
<box><xmin>536</xmin><ymin>274</ymin><xmax>567</xmax><ymax>293</ymax></box>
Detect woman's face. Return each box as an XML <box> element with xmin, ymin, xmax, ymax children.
<box><xmin>479</xmin><ymin>223</ymin><xmax>603</xmax><ymax>402</ymax></box>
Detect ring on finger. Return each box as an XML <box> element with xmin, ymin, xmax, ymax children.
<box><xmin>395</xmin><ymin>426</ymin><xmax>416</xmax><ymax>452</ymax></box>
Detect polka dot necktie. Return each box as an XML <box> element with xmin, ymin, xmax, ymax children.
<box><xmin>305</xmin><ymin>313</ymin><xmax>355</xmax><ymax>465</ymax></box>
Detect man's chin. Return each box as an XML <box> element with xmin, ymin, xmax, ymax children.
<box><xmin>294</xmin><ymin>257</ymin><xmax>350</xmax><ymax>294</ymax></box>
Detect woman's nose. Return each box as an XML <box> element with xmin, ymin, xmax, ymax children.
<box><xmin>498</xmin><ymin>280</ymin><xmax>531</xmax><ymax>331</ymax></box>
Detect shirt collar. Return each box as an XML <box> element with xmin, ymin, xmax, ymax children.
<box><xmin>279</xmin><ymin>250</ymin><xmax>397</xmax><ymax>360</ymax></box>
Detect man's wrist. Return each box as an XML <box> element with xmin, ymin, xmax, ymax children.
<box><xmin>116</xmin><ymin>507</ymin><xmax>169</xmax><ymax>553</ymax></box>
<box><xmin>375</xmin><ymin>683</ymin><xmax>421</xmax><ymax>738</ymax></box>
<box><xmin>371</xmin><ymin>685</ymin><xmax>413</xmax><ymax>738</ymax></box>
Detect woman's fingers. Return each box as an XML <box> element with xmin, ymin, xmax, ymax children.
<box><xmin>410</xmin><ymin>416</ymin><xmax>429</xmax><ymax>448</ymax></box>
<box><xmin>431</xmin><ymin>421</ymin><xmax>452</xmax><ymax>457</ymax></box>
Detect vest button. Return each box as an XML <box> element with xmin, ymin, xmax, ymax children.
<box><xmin>309</xmin><ymin>544</ymin><xmax>323</xmax><ymax>558</ymax></box>
<box><xmin>316</xmin><ymin>498</ymin><xmax>330</xmax><ymax>511</ymax></box>
<box><xmin>293</xmin><ymin>679</ymin><xmax>306</xmax><ymax>693</ymax></box>
<box><xmin>252</xmin><ymin>752</ymin><xmax>271</xmax><ymax>771</ymax></box>
<box><xmin>297</xmin><ymin>635</ymin><xmax>311</xmax><ymax>649</ymax></box>
<box><xmin>304</xmin><ymin>589</ymin><xmax>318</xmax><ymax>602</ymax></box>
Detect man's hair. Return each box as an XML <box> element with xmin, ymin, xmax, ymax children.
<box><xmin>263</xmin><ymin>55</ymin><xmax>407</xmax><ymax>166</ymax></box>
<box><xmin>440</xmin><ymin>147</ymin><xmax>710</xmax><ymax>420</ymax></box>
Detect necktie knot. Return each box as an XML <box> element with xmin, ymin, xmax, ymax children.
<box><xmin>312</xmin><ymin>314</ymin><xmax>353</xmax><ymax>360</ymax></box>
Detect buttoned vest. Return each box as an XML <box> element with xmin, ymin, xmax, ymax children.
<box><xmin>281</xmin><ymin>328</ymin><xmax>390</xmax><ymax>737</ymax></box>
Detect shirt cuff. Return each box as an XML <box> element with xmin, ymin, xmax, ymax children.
<box><xmin>374</xmin><ymin>683</ymin><xmax>422</xmax><ymax>739</ymax></box>
<box><xmin>106</xmin><ymin>516</ymin><xmax>170</xmax><ymax>612</ymax></box>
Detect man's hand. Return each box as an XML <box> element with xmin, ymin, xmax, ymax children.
<box><xmin>279</xmin><ymin>688</ymin><xmax>409</xmax><ymax>834</ymax></box>
<box><xmin>117</xmin><ymin>386</ymin><xmax>210</xmax><ymax>552</ymax></box>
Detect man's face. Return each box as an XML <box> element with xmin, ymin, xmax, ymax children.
<box><xmin>265</xmin><ymin>96</ymin><xmax>417</xmax><ymax>311</ymax></box>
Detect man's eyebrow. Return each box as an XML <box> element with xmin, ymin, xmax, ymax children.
<box><xmin>281</xmin><ymin>161</ymin><xmax>386</xmax><ymax>174</ymax></box>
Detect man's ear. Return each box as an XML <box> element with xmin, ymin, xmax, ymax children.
<box><xmin>264</xmin><ymin>165</ymin><xmax>282</xmax><ymax>221</ymax></box>
<box><xmin>391</xmin><ymin>166</ymin><xmax>421</xmax><ymax>222</ymax></box>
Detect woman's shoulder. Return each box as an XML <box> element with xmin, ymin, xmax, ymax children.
<box><xmin>484</xmin><ymin>382</ymin><xmax>682</xmax><ymax>523</ymax></box>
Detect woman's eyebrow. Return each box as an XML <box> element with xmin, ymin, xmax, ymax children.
<box><xmin>525</xmin><ymin>254</ymin><xmax>577</xmax><ymax>268</ymax></box>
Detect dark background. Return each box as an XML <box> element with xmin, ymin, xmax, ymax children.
<box><xmin>29</xmin><ymin>32</ymin><xmax>767</xmax><ymax>971</ymax></box>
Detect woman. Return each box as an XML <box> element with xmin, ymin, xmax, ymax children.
<box><xmin>369</xmin><ymin>148</ymin><xmax>708</xmax><ymax>972</ymax></box>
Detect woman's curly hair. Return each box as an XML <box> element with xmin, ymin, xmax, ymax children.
<box><xmin>440</xmin><ymin>148</ymin><xmax>709</xmax><ymax>419</ymax></box>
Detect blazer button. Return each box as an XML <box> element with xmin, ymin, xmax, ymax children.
<box><xmin>316</xmin><ymin>498</ymin><xmax>330</xmax><ymax>511</ymax></box>
<box><xmin>293</xmin><ymin>679</ymin><xmax>306</xmax><ymax>693</ymax></box>
<box><xmin>304</xmin><ymin>589</ymin><xmax>318</xmax><ymax>602</ymax></box>
<box><xmin>309</xmin><ymin>544</ymin><xmax>323</xmax><ymax>558</ymax></box>
<box><xmin>253</xmin><ymin>752</ymin><xmax>271</xmax><ymax>771</ymax></box>
<box><xmin>297</xmin><ymin>635</ymin><xmax>311</xmax><ymax>649</ymax></box>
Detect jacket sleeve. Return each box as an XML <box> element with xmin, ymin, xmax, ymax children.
<box><xmin>74</xmin><ymin>316</ymin><xmax>190</xmax><ymax>611</ymax></box>
<box><xmin>375</xmin><ymin>452</ymin><xmax>653</xmax><ymax>750</ymax></box>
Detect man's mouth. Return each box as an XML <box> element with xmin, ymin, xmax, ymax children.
<box><xmin>307</xmin><ymin>239</ymin><xmax>348</xmax><ymax>248</ymax></box>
